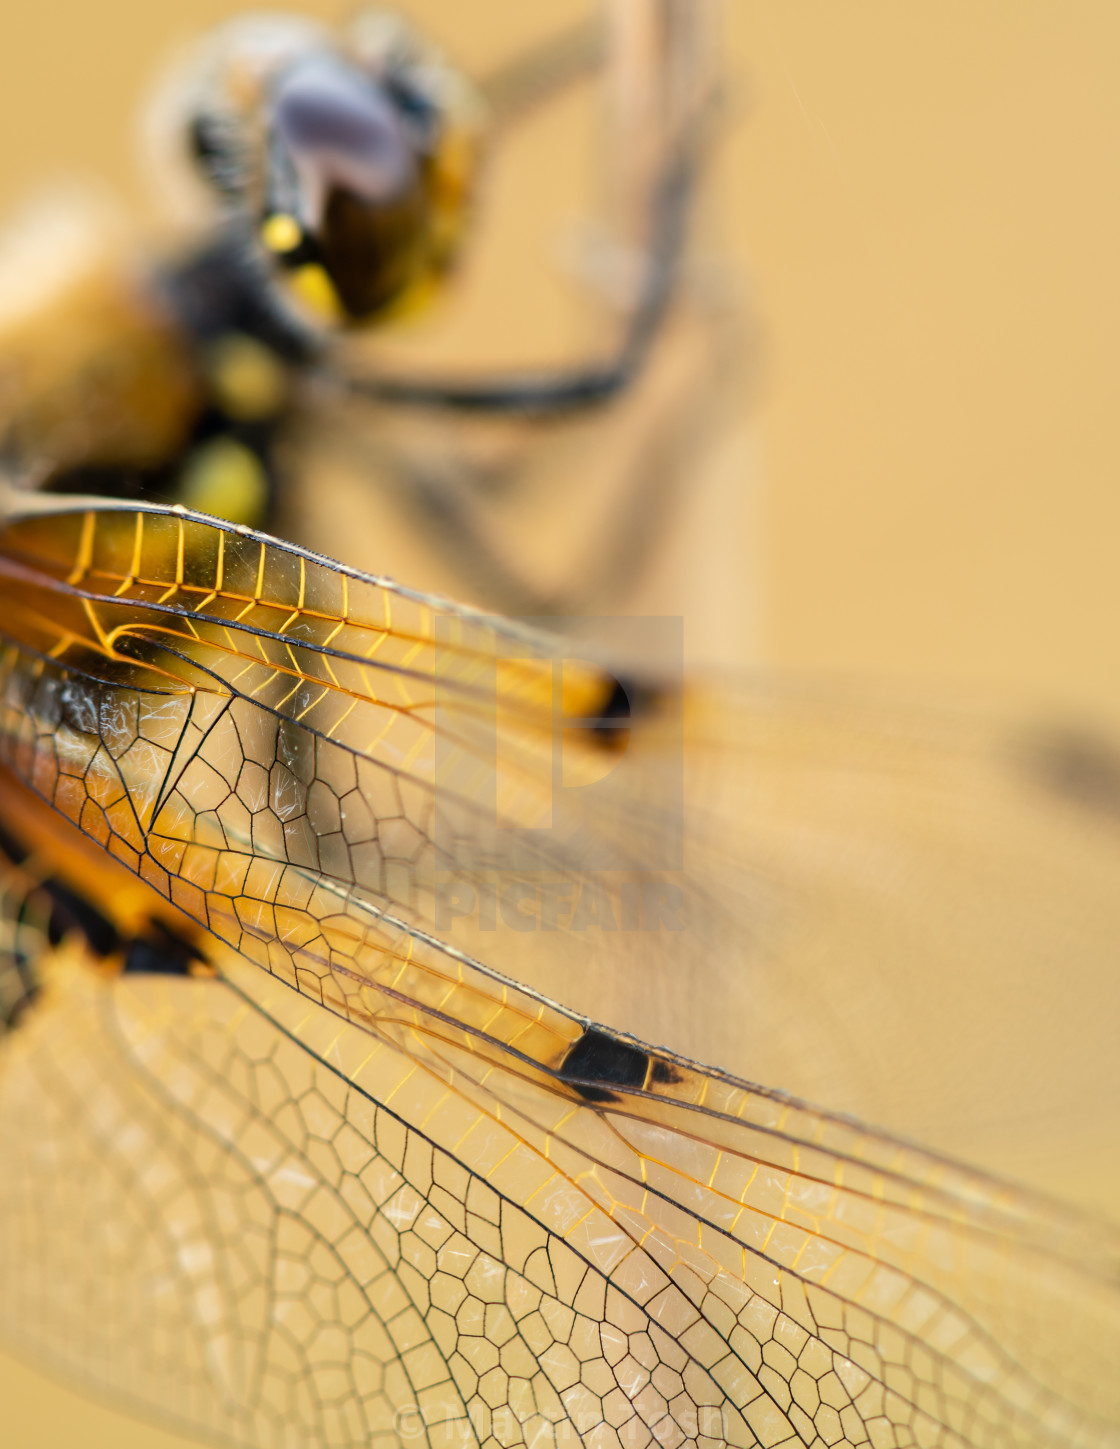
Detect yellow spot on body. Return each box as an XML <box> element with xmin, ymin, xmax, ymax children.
<box><xmin>368</xmin><ymin>269</ymin><xmax>442</xmax><ymax>326</ymax></box>
<box><xmin>178</xmin><ymin>438</ymin><xmax>269</xmax><ymax>527</ymax></box>
<box><xmin>206</xmin><ymin>334</ymin><xmax>287</xmax><ymax>421</ymax></box>
<box><xmin>288</xmin><ymin>263</ymin><xmax>341</xmax><ymax>322</ymax></box>
<box><xmin>260</xmin><ymin>213</ymin><xmax>302</xmax><ymax>255</ymax></box>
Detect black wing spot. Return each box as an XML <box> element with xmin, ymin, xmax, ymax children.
<box><xmin>650</xmin><ymin>1059</ymin><xmax>683</xmax><ymax>1087</ymax></box>
<box><xmin>576</xmin><ymin>673</ymin><xmax>662</xmax><ymax>751</ymax></box>
<box><xmin>595</xmin><ymin>676</ymin><xmax>636</xmax><ymax>727</ymax></box>
<box><xmin>560</xmin><ymin>1028</ymin><xmax>650</xmax><ymax>1103</ymax></box>
<box><xmin>593</xmin><ymin>674</ymin><xmax>661</xmax><ymax>727</ymax></box>
<box><xmin>123</xmin><ymin>921</ymin><xmax>208</xmax><ymax>977</ymax></box>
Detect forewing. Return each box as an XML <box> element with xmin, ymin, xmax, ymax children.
<box><xmin>5</xmin><ymin>496</ymin><xmax>1118</xmax><ymax>1204</ymax></box>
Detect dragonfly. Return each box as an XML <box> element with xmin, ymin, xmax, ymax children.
<box><xmin>0</xmin><ymin>492</ymin><xmax>1118</xmax><ymax>1448</ymax></box>
<box><xmin>1</xmin><ymin>6</ymin><xmax>1119</xmax><ymax>1447</ymax></box>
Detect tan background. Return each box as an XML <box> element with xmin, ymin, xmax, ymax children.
<box><xmin>1</xmin><ymin>2</ymin><xmax>1119</xmax><ymax>1443</ymax></box>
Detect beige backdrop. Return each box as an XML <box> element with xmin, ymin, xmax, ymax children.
<box><xmin>1</xmin><ymin>3</ymin><xmax>1119</xmax><ymax>1444</ymax></box>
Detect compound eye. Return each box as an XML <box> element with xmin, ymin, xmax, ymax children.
<box><xmin>317</xmin><ymin>181</ymin><xmax>428</xmax><ymax>319</ymax></box>
<box><xmin>272</xmin><ymin>59</ymin><xmax>420</xmax><ymax>206</ymax></box>
<box><xmin>262</xmin><ymin>57</ymin><xmax>429</xmax><ymax>320</ymax></box>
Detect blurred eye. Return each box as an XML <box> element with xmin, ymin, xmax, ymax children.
<box><xmin>259</xmin><ymin>56</ymin><xmax>438</xmax><ymax>321</ymax></box>
<box><xmin>270</xmin><ymin>58</ymin><xmax>419</xmax><ymax>207</ymax></box>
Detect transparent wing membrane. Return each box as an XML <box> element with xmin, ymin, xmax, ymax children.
<box><xmin>1</xmin><ymin>498</ymin><xmax>1119</xmax><ymax>1447</ymax></box>
<box><xmin>5</xmin><ymin>953</ymin><xmax>1120</xmax><ymax>1449</ymax></box>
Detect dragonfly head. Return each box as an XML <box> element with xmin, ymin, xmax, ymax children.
<box><xmin>254</xmin><ymin>16</ymin><xmax>484</xmax><ymax>328</ymax></box>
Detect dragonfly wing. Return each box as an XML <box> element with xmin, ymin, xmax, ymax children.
<box><xmin>1</xmin><ymin>500</ymin><xmax>1119</xmax><ymax>1445</ymax></box>
<box><xmin>2</xmin><ymin>497</ymin><xmax>1120</xmax><ymax>1209</ymax></box>
<box><xmin>3</xmin><ymin>925</ymin><xmax>1118</xmax><ymax>1449</ymax></box>
<box><xmin>2</xmin><ymin>498</ymin><xmax>1120</xmax><ymax>1205</ymax></box>
<box><xmin>655</xmin><ymin>686</ymin><xmax>1120</xmax><ymax>1213</ymax></box>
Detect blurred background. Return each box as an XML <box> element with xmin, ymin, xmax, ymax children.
<box><xmin>1</xmin><ymin>1</ymin><xmax>1119</xmax><ymax>1443</ymax></box>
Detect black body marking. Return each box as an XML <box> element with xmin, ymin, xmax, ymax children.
<box><xmin>0</xmin><ymin>819</ymin><xmax>30</xmax><ymax>870</ymax></box>
<box><xmin>162</xmin><ymin>233</ymin><xmax>318</xmax><ymax>363</ymax></box>
<box><xmin>122</xmin><ymin>921</ymin><xmax>208</xmax><ymax>977</ymax></box>
<box><xmin>0</xmin><ymin>820</ymin><xmax>120</xmax><ymax>958</ymax></box>
<box><xmin>42</xmin><ymin>881</ymin><xmax>120</xmax><ymax>958</ymax></box>
<box><xmin>0</xmin><ymin>821</ymin><xmax>206</xmax><ymax>978</ymax></box>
